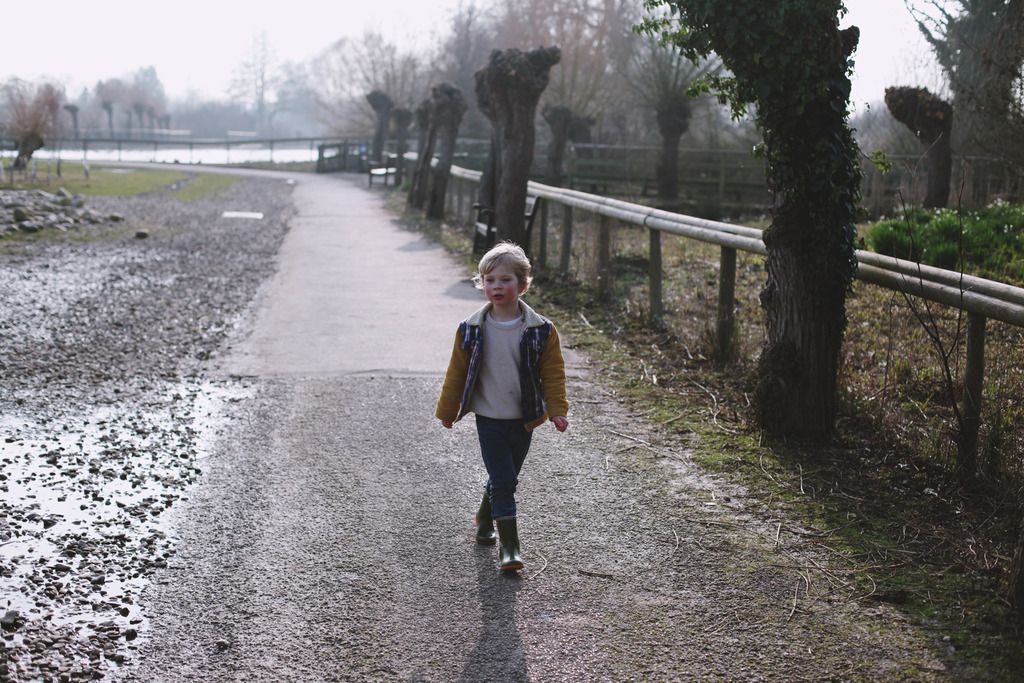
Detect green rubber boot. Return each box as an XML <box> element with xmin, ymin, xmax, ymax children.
<box><xmin>496</xmin><ymin>517</ymin><xmax>524</xmax><ymax>572</ymax></box>
<box><xmin>474</xmin><ymin>493</ymin><xmax>497</xmax><ymax>545</ymax></box>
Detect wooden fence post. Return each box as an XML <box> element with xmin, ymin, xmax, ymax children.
<box><xmin>649</xmin><ymin>227</ymin><xmax>663</xmax><ymax>322</ymax></box>
<box><xmin>598</xmin><ymin>214</ymin><xmax>611</xmax><ymax>300</ymax></box>
<box><xmin>715</xmin><ymin>246</ymin><xmax>737</xmax><ymax>362</ymax></box>
<box><xmin>538</xmin><ymin>202</ymin><xmax>549</xmax><ymax>271</ymax></box>
<box><xmin>559</xmin><ymin>205</ymin><xmax>574</xmax><ymax>275</ymax></box>
<box><xmin>456</xmin><ymin>177</ymin><xmax>464</xmax><ymax>221</ymax></box>
<box><xmin>959</xmin><ymin>311</ymin><xmax>986</xmax><ymax>478</ymax></box>
<box><xmin>446</xmin><ymin>174</ymin><xmax>455</xmax><ymax>214</ymax></box>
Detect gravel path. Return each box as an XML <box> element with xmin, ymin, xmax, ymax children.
<box><xmin>1</xmin><ymin>173</ymin><xmax>293</xmax><ymax>681</ymax></box>
<box><xmin>3</xmin><ymin>170</ymin><xmax>953</xmax><ymax>682</ymax></box>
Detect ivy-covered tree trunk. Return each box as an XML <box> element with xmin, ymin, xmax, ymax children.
<box><xmin>655</xmin><ymin>93</ymin><xmax>692</xmax><ymax>199</ymax></box>
<box><xmin>474</xmin><ymin>47</ymin><xmax>561</xmax><ymax>246</ymax></box>
<box><xmin>426</xmin><ymin>84</ymin><xmax>467</xmax><ymax>220</ymax></box>
<box><xmin>756</xmin><ymin>30</ymin><xmax>861</xmax><ymax>440</ymax></box>
<box><xmin>884</xmin><ymin>87</ymin><xmax>953</xmax><ymax>209</ymax></box>
<box><xmin>366</xmin><ymin>90</ymin><xmax>393</xmax><ymax>163</ymax></box>
<box><xmin>645</xmin><ymin>1</ymin><xmax>862</xmax><ymax>441</ymax></box>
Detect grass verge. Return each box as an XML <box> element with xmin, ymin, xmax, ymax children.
<box><xmin>4</xmin><ymin>161</ymin><xmax>240</xmax><ymax>200</ymax></box>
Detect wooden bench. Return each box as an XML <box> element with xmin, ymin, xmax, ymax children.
<box><xmin>367</xmin><ymin>154</ymin><xmax>398</xmax><ymax>187</ymax></box>
<box><xmin>472</xmin><ymin>196</ymin><xmax>543</xmax><ymax>255</ymax></box>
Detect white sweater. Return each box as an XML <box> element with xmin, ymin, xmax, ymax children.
<box><xmin>468</xmin><ymin>314</ymin><xmax>524</xmax><ymax>419</ymax></box>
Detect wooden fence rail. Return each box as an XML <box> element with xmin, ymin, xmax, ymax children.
<box><xmin>443</xmin><ymin>162</ymin><xmax>1024</xmax><ymax>464</ymax></box>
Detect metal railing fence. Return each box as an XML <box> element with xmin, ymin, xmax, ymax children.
<box><xmin>443</xmin><ymin>162</ymin><xmax>1024</xmax><ymax>464</ymax></box>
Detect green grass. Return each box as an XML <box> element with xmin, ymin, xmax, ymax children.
<box><xmin>168</xmin><ymin>173</ymin><xmax>240</xmax><ymax>200</ymax></box>
<box><xmin>5</xmin><ymin>161</ymin><xmax>239</xmax><ymax>200</ymax></box>
<box><xmin>6</xmin><ymin>161</ymin><xmax>188</xmax><ymax>196</ymax></box>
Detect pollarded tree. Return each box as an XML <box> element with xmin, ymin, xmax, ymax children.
<box><xmin>625</xmin><ymin>34</ymin><xmax>720</xmax><ymax>200</ymax></box>
<box><xmin>408</xmin><ymin>97</ymin><xmax>437</xmax><ymax>210</ymax></box>
<box><xmin>884</xmin><ymin>86</ymin><xmax>953</xmax><ymax>209</ymax></box>
<box><xmin>542</xmin><ymin>104</ymin><xmax>573</xmax><ymax>186</ymax></box>
<box><xmin>391</xmin><ymin>107</ymin><xmax>413</xmax><ymax>186</ymax></box>
<box><xmin>366</xmin><ymin>90</ymin><xmax>393</xmax><ymax>162</ymax></box>
<box><xmin>96</xmin><ymin>78</ymin><xmax>125</xmax><ymax>137</ymax></box>
<box><xmin>312</xmin><ymin>32</ymin><xmax>423</xmax><ymax>137</ymax></box>
<box><xmin>2</xmin><ymin>79</ymin><xmax>63</xmax><ymax>168</ymax></box>
<box><xmin>642</xmin><ymin>1</ymin><xmax>862</xmax><ymax>440</ymax></box>
<box><xmin>475</xmin><ymin>47</ymin><xmax>562</xmax><ymax>247</ymax></box>
<box><xmin>426</xmin><ymin>83</ymin><xmax>467</xmax><ymax>220</ymax></box>
<box><xmin>427</xmin><ymin>2</ymin><xmax>496</xmax><ymax>138</ymax></box>
<box><xmin>63</xmin><ymin>104</ymin><xmax>80</xmax><ymax>140</ymax></box>
<box><xmin>492</xmin><ymin>0</ymin><xmax>635</xmax><ymax>121</ymax></box>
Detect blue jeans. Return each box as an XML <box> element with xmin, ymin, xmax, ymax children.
<box><xmin>476</xmin><ymin>415</ymin><xmax>533</xmax><ymax>519</ymax></box>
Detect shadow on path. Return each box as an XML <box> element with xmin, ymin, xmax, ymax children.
<box><xmin>459</xmin><ymin>550</ymin><xmax>527</xmax><ymax>682</ymax></box>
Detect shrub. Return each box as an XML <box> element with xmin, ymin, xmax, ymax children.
<box><xmin>867</xmin><ymin>202</ymin><xmax>1024</xmax><ymax>283</ymax></box>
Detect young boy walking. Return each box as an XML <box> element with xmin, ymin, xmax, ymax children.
<box><xmin>436</xmin><ymin>242</ymin><xmax>569</xmax><ymax>572</ymax></box>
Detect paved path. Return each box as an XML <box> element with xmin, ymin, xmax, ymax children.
<box><xmin>117</xmin><ymin>172</ymin><xmax>948</xmax><ymax>682</ymax></box>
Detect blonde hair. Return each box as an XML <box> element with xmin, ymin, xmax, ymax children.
<box><xmin>472</xmin><ymin>241</ymin><xmax>533</xmax><ymax>293</ymax></box>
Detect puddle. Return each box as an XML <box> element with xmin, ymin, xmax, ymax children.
<box><xmin>221</xmin><ymin>211</ymin><xmax>264</xmax><ymax>219</ymax></box>
<box><xmin>0</xmin><ymin>379</ymin><xmax>248</xmax><ymax>666</ymax></box>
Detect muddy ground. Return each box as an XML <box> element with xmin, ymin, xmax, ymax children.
<box><xmin>1</xmin><ymin>176</ymin><xmax>292</xmax><ymax>681</ymax></box>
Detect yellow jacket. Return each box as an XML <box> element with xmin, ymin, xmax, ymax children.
<box><xmin>435</xmin><ymin>301</ymin><xmax>568</xmax><ymax>431</ymax></box>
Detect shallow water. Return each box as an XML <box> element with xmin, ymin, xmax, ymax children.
<box><xmin>0</xmin><ymin>381</ymin><xmax>245</xmax><ymax>645</ymax></box>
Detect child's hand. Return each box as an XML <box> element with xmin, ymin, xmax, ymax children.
<box><xmin>551</xmin><ymin>416</ymin><xmax>569</xmax><ymax>432</ymax></box>
<box><xmin>441</xmin><ymin>419</ymin><xmax>454</xmax><ymax>429</ymax></box>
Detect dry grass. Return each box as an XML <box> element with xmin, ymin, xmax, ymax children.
<box><xmin>391</xmin><ymin>187</ymin><xmax>1024</xmax><ymax>673</ymax></box>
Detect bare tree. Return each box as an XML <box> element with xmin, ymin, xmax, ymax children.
<box><xmin>229</xmin><ymin>31</ymin><xmax>278</xmax><ymax>133</ymax></box>
<box><xmin>312</xmin><ymin>33</ymin><xmax>424</xmax><ymax>137</ymax></box>
<box><xmin>2</xmin><ymin>79</ymin><xmax>63</xmax><ymax>168</ymax></box>
<box><xmin>907</xmin><ymin>0</ymin><xmax>1024</xmax><ymax>160</ymax></box>
<box><xmin>428</xmin><ymin>2</ymin><xmax>498</xmax><ymax>138</ymax></box>
<box><xmin>126</xmin><ymin>67</ymin><xmax>167</xmax><ymax>137</ymax></box>
<box><xmin>491</xmin><ymin>0</ymin><xmax>634</xmax><ymax>119</ymax></box>
<box><xmin>96</xmin><ymin>78</ymin><xmax>126</xmax><ymax>138</ymax></box>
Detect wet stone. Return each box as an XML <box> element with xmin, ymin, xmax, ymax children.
<box><xmin>0</xmin><ymin>178</ymin><xmax>290</xmax><ymax>679</ymax></box>
<box><xmin>1</xmin><ymin>611</ymin><xmax>19</xmax><ymax>630</ymax></box>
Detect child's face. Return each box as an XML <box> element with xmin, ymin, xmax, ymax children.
<box><xmin>482</xmin><ymin>263</ymin><xmax>525</xmax><ymax>309</ymax></box>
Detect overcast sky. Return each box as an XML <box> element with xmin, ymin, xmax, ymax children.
<box><xmin>2</xmin><ymin>0</ymin><xmax>938</xmax><ymax>110</ymax></box>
